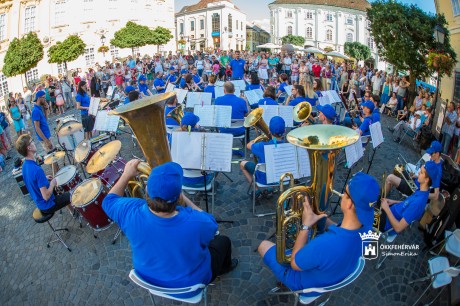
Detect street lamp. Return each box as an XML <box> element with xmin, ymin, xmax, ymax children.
<box><xmin>433</xmin><ymin>24</ymin><xmax>446</xmax><ymax>119</ymax></box>
<box><xmin>100</xmin><ymin>34</ymin><xmax>107</xmax><ymax>57</ymax></box>
<box><xmin>100</xmin><ymin>34</ymin><xmax>106</xmax><ymax>45</ymax></box>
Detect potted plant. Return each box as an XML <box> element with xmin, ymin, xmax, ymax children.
<box><xmin>427</xmin><ymin>51</ymin><xmax>456</xmax><ymax>77</ymax></box>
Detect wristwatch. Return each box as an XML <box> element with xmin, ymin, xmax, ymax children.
<box><xmin>300</xmin><ymin>224</ymin><xmax>311</xmax><ymax>231</ymax></box>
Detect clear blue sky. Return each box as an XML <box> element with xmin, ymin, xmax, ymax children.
<box><xmin>174</xmin><ymin>0</ymin><xmax>436</xmax><ymax>30</ymax></box>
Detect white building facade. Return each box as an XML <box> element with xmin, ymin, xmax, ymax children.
<box><xmin>269</xmin><ymin>0</ymin><xmax>384</xmax><ymax>69</ymax></box>
<box><xmin>0</xmin><ymin>0</ymin><xmax>176</xmax><ymax>103</ymax></box>
<box><xmin>175</xmin><ymin>0</ymin><xmax>246</xmax><ymax>52</ymax></box>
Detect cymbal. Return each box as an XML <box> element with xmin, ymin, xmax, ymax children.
<box><xmin>71</xmin><ymin>178</ymin><xmax>104</xmax><ymax>207</ymax></box>
<box><xmin>57</xmin><ymin>122</ymin><xmax>83</xmax><ymax>137</ymax></box>
<box><xmin>86</xmin><ymin>140</ymin><xmax>121</xmax><ymax>174</ymax></box>
<box><xmin>74</xmin><ymin>140</ymin><xmax>92</xmax><ymax>163</ymax></box>
<box><xmin>44</xmin><ymin>151</ymin><xmax>66</xmax><ymax>165</ymax></box>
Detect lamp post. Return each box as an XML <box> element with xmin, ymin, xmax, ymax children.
<box><xmin>433</xmin><ymin>24</ymin><xmax>446</xmax><ymax>118</ymax></box>
<box><xmin>100</xmin><ymin>34</ymin><xmax>107</xmax><ymax>57</ymax></box>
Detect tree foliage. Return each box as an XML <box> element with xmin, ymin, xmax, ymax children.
<box><xmin>344</xmin><ymin>42</ymin><xmax>371</xmax><ymax>61</ymax></box>
<box><xmin>281</xmin><ymin>35</ymin><xmax>305</xmax><ymax>46</ymax></box>
<box><xmin>367</xmin><ymin>0</ymin><xmax>456</xmax><ymax>80</ymax></box>
<box><xmin>2</xmin><ymin>32</ymin><xmax>44</xmax><ymax>77</ymax></box>
<box><xmin>48</xmin><ymin>35</ymin><xmax>86</xmax><ymax>65</ymax></box>
<box><xmin>110</xmin><ymin>21</ymin><xmax>155</xmax><ymax>51</ymax></box>
<box><xmin>151</xmin><ymin>26</ymin><xmax>173</xmax><ymax>51</ymax></box>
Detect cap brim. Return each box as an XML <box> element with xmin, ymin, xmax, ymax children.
<box><xmin>426</xmin><ymin>148</ymin><xmax>434</xmax><ymax>154</ymax></box>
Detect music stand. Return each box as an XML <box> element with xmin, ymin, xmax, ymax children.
<box><xmin>366</xmin><ymin>122</ymin><xmax>384</xmax><ymax>174</ymax></box>
<box><xmin>200</xmin><ymin>170</ymin><xmax>233</xmax><ymax>224</ymax></box>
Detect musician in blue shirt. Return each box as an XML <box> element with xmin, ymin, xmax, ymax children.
<box><xmin>214</xmin><ymin>82</ymin><xmax>249</xmax><ymax>136</ymax></box>
<box><xmin>228</xmin><ymin>51</ymin><xmax>245</xmax><ymax>80</ymax></box>
<box><xmin>165</xmin><ymin>96</ymin><xmax>180</xmax><ymax>126</ymax></box>
<box><xmin>204</xmin><ymin>75</ymin><xmax>217</xmax><ymax>99</ymax></box>
<box><xmin>276</xmin><ymin>73</ymin><xmax>289</xmax><ymax>103</ymax></box>
<box><xmin>285</xmin><ymin>85</ymin><xmax>307</xmax><ymax>107</ymax></box>
<box><xmin>354</xmin><ymin>101</ymin><xmax>374</xmax><ymax>136</ymax></box>
<box><xmin>191</xmin><ymin>67</ymin><xmax>204</xmax><ymax>89</ymax></box>
<box><xmin>166</xmin><ymin>67</ymin><xmax>178</xmax><ymax>87</ymax></box>
<box><xmin>254</xmin><ymin>86</ymin><xmax>278</xmax><ymax>108</ymax></box>
<box><xmin>124</xmin><ymin>86</ymin><xmax>136</xmax><ymax>104</ymax></box>
<box><xmin>138</xmin><ymin>75</ymin><xmax>153</xmax><ymax>96</ymax></box>
<box><xmin>153</xmin><ymin>72</ymin><xmax>166</xmax><ymax>93</ymax></box>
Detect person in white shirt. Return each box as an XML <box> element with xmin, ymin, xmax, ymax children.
<box><xmin>283</xmin><ymin>55</ymin><xmax>292</xmax><ymax>77</ymax></box>
<box><xmin>392</xmin><ymin>111</ymin><xmax>422</xmax><ymax>142</ymax></box>
<box><xmin>23</xmin><ymin>87</ymin><xmax>32</xmax><ymax>109</ymax></box>
<box><xmin>371</xmin><ymin>71</ymin><xmax>383</xmax><ymax>96</ymax></box>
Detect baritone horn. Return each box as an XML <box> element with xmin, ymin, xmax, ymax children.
<box><xmin>109</xmin><ymin>93</ymin><xmax>174</xmax><ymax>198</ymax></box>
<box><xmin>166</xmin><ymin>104</ymin><xmax>184</xmax><ymax>125</ymax></box>
<box><xmin>276</xmin><ymin>125</ymin><xmax>360</xmax><ymax>264</ymax></box>
<box><xmin>244</xmin><ymin>108</ymin><xmax>272</xmax><ymax>143</ymax></box>
<box><xmin>292</xmin><ymin>101</ymin><xmax>313</xmax><ymax>124</ymax></box>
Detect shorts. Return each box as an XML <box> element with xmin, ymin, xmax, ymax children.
<box><xmin>81</xmin><ymin>115</ymin><xmax>95</xmax><ymax>133</ymax></box>
<box><xmin>41</xmin><ymin>192</ymin><xmax>71</xmax><ymax>214</ymax></box>
<box><xmin>244</xmin><ymin>161</ymin><xmax>256</xmax><ymax>175</ymax></box>
<box><xmin>396</xmin><ymin>179</ymin><xmax>415</xmax><ymax>196</ymax></box>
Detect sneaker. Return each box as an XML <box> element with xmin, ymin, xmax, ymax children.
<box><xmin>264</xmin><ymin>188</ymin><xmax>275</xmax><ymax>198</ymax></box>
<box><xmin>249</xmin><ymin>190</ymin><xmax>263</xmax><ymax>200</ymax></box>
<box><xmin>393</xmin><ymin>138</ymin><xmax>400</xmax><ymax>143</ymax></box>
<box><xmin>222</xmin><ymin>258</ymin><xmax>239</xmax><ymax>274</ymax></box>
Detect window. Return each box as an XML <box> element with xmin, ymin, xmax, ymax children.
<box><xmin>179</xmin><ymin>23</ymin><xmax>184</xmax><ymax>34</ymax></box>
<box><xmin>287</xmin><ymin>25</ymin><xmax>292</xmax><ymax>35</ymax></box>
<box><xmin>57</xmin><ymin>63</ymin><xmax>66</xmax><ymax>75</ymax></box>
<box><xmin>236</xmin><ymin>19</ymin><xmax>238</xmax><ymax>30</ymax></box>
<box><xmin>0</xmin><ymin>73</ymin><xmax>8</xmax><ymax>99</ymax></box>
<box><xmin>228</xmin><ymin>14</ymin><xmax>232</xmax><ymax>32</ymax></box>
<box><xmin>306</xmin><ymin>11</ymin><xmax>312</xmax><ymax>19</ymax></box>
<box><xmin>367</xmin><ymin>20</ymin><xmax>371</xmax><ymax>28</ymax></box>
<box><xmin>200</xmin><ymin>19</ymin><xmax>204</xmax><ymax>30</ymax></box>
<box><xmin>212</xmin><ymin>13</ymin><xmax>220</xmax><ymax>33</ymax></box>
<box><xmin>453</xmin><ymin>70</ymin><xmax>460</xmax><ymax>103</ymax></box>
<box><xmin>190</xmin><ymin>20</ymin><xmax>194</xmax><ymax>31</ymax></box>
<box><xmin>346</xmin><ymin>16</ymin><xmax>353</xmax><ymax>25</ymax></box>
<box><xmin>24</xmin><ymin>6</ymin><xmax>36</xmax><ymax>33</ymax></box>
<box><xmin>0</xmin><ymin>14</ymin><xmax>6</xmax><ymax>41</ymax></box>
<box><xmin>452</xmin><ymin>0</ymin><xmax>460</xmax><ymax>16</ymax></box>
<box><xmin>26</xmin><ymin>68</ymin><xmax>39</xmax><ymax>83</ymax></box>
<box><xmin>306</xmin><ymin>27</ymin><xmax>312</xmax><ymax>39</ymax></box>
<box><xmin>346</xmin><ymin>33</ymin><xmax>353</xmax><ymax>42</ymax></box>
<box><xmin>367</xmin><ymin>37</ymin><xmax>374</xmax><ymax>50</ymax></box>
<box><xmin>132</xmin><ymin>47</ymin><xmax>139</xmax><ymax>55</ymax></box>
<box><xmin>110</xmin><ymin>45</ymin><xmax>119</xmax><ymax>57</ymax></box>
<box><xmin>326</xmin><ymin>13</ymin><xmax>333</xmax><ymax>22</ymax></box>
<box><xmin>240</xmin><ymin>21</ymin><xmax>242</xmax><ymax>30</ymax></box>
<box><xmin>85</xmin><ymin>47</ymin><xmax>95</xmax><ymax>66</ymax></box>
<box><xmin>287</xmin><ymin>10</ymin><xmax>292</xmax><ymax>18</ymax></box>
<box><xmin>54</xmin><ymin>0</ymin><xmax>67</xmax><ymax>26</ymax></box>
<box><xmin>326</xmin><ymin>29</ymin><xmax>332</xmax><ymax>41</ymax></box>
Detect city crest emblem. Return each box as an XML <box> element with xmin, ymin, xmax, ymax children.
<box><xmin>359</xmin><ymin>230</ymin><xmax>381</xmax><ymax>260</ymax></box>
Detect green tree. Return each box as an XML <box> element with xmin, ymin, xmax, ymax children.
<box><xmin>151</xmin><ymin>26</ymin><xmax>173</xmax><ymax>53</ymax></box>
<box><xmin>2</xmin><ymin>32</ymin><xmax>44</xmax><ymax>85</ymax></box>
<box><xmin>48</xmin><ymin>35</ymin><xmax>86</xmax><ymax>71</ymax></box>
<box><xmin>280</xmin><ymin>35</ymin><xmax>305</xmax><ymax>46</ymax></box>
<box><xmin>344</xmin><ymin>42</ymin><xmax>371</xmax><ymax>61</ymax></box>
<box><xmin>367</xmin><ymin>0</ymin><xmax>456</xmax><ymax>104</ymax></box>
<box><xmin>110</xmin><ymin>21</ymin><xmax>155</xmax><ymax>56</ymax></box>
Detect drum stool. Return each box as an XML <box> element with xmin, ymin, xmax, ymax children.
<box><xmin>32</xmin><ymin>208</ymin><xmax>71</xmax><ymax>252</ymax></box>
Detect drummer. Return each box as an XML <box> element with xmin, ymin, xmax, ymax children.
<box><xmin>15</xmin><ymin>134</ymin><xmax>73</xmax><ymax>215</ymax></box>
<box><xmin>75</xmin><ymin>81</ymin><xmax>94</xmax><ymax>139</ymax></box>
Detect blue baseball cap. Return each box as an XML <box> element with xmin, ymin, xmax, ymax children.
<box><xmin>147</xmin><ymin>162</ymin><xmax>183</xmax><ymax>203</ymax></box>
<box><xmin>426</xmin><ymin>140</ymin><xmax>442</xmax><ymax>155</ymax></box>
<box><xmin>125</xmin><ymin>86</ymin><xmax>136</xmax><ymax>93</ymax></box>
<box><xmin>139</xmin><ymin>75</ymin><xmax>146</xmax><ymax>81</ymax></box>
<box><xmin>181</xmin><ymin>112</ymin><xmax>199</xmax><ymax>127</ymax></box>
<box><xmin>34</xmin><ymin>90</ymin><xmax>45</xmax><ymax>102</ymax></box>
<box><xmin>316</xmin><ymin>104</ymin><xmax>337</xmax><ymax>121</ymax></box>
<box><xmin>361</xmin><ymin>101</ymin><xmax>375</xmax><ymax>112</ymax></box>
<box><xmin>269</xmin><ymin>116</ymin><xmax>285</xmax><ymax>136</ymax></box>
<box><xmin>348</xmin><ymin>172</ymin><xmax>380</xmax><ymax>228</ymax></box>
<box><xmin>169</xmin><ymin>66</ymin><xmax>175</xmax><ymax>70</ymax></box>
<box><xmin>424</xmin><ymin>161</ymin><xmax>440</xmax><ymax>184</ymax></box>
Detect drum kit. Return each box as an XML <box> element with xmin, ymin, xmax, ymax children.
<box><xmin>55</xmin><ymin>116</ymin><xmax>85</xmax><ymax>151</ymax></box>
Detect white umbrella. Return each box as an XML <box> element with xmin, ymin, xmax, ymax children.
<box><xmin>303</xmin><ymin>47</ymin><xmax>325</xmax><ymax>55</ymax></box>
<box><xmin>325</xmin><ymin>51</ymin><xmax>350</xmax><ymax>60</ymax></box>
<box><xmin>292</xmin><ymin>45</ymin><xmax>304</xmax><ymax>51</ymax></box>
<box><xmin>256</xmin><ymin>43</ymin><xmax>282</xmax><ymax>49</ymax></box>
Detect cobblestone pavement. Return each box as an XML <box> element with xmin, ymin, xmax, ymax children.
<box><xmin>0</xmin><ymin>108</ymin><xmax>451</xmax><ymax>305</ymax></box>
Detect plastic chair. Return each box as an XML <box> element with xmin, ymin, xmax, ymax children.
<box><xmin>182</xmin><ymin>170</ymin><xmax>215</xmax><ymax>214</ymax></box>
<box><xmin>430</xmin><ymin>229</ymin><xmax>460</xmax><ymax>259</ymax></box>
<box><xmin>408</xmin><ymin>256</ymin><xmax>460</xmax><ymax>306</ymax></box>
<box><xmin>129</xmin><ymin>269</ymin><xmax>208</xmax><ymax>305</ymax></box>
<box><xmin>268</xmin><ymin>257</ymin><xmax>365</xmax><ymax>305</ymax></box>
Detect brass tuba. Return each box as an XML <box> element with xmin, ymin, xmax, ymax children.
<box><xmin>166</xmin><ymin>104</ymin><xmax>184</xmax><ymax>125</ymax></box>
<box><xmin>275</xmin><ymin>125</ymin><xmax>359</xmax><ymax>264</ymax></box>
<box><xmin>109</xmin><ymin>93</ymin><xmax>174</xmax><ymax>198</ymax></box>
<box><xmin>244</xmin><ymin>108</ymin><xmax>272</xmax><ymax>143</ymax></box>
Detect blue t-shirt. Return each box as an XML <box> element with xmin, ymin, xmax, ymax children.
<box><xmin>138</xmin><ymin>83</ymin><xmax>149</xmax><ymax>96</ymax></box>
<box><xmin>305</xmin><ymin>95</ymin><xmax>318</xmax><ymax>107</ymax></box>
<box><xmin>192</xmin><ymin>74</ymin><xmax>203</xmax><ymax>88</ymax></box>
<box><xmin>22</xmin><ymin>159</ymin><xmax>55</xmax><ymax>210</ymax></box>
<box><xmin>414</xmin><ymin>160</ymin><xmax>443</xmax><ymax>189</ymax></box>
<box><xmin>204</xmin><ymin>85</ymin><xmax>215</xmax><ymax>99</ymax></box>
<box><xmin>127</xmin><ymin>59</ymin><xmax>136</xmax><ymax>69</ymax></box>
<box><xmin>246</xmin><ymin>84</ymin><xmax>263</xmax><ymax>91</ymax></box>
<box><xmin>154</xmin><ymin>78</ymin><xmax>165</xmax><ymax>93</ymax></box>
<box><xmin>167</xmin><ymin>74</ymin><xmax>177</xmax><ymax>84</ymax></box>
<box><xmin>0</xmin><ymin>112</ymin><xmax>8</xmax><ymax>128</ymax></box>
<box><xmin>215</xmin><ymin>94</ymin><xmax>248</xmax><ymax>136</ymax></box>
<box><xmin>165</xmin><ymin>105</ymin><xmax>179</xmax><ymax>126</ymax></box>
<box><xmin>372</xmin><ymin>109</ymin><xmax>380</xmax><ymax>123</ymax></box>
<box><xmin>102</xmin><ymin>194</ymin><xmax>217</xmax><ymax>289</ymax></box>
<box><xmin>229</xmin><ymin>59</ymin><xmax>246</xmax><ymax>79</ymax></box>
<box><xmin>278</xmin><ymin>82</ymin><xmax>287</xmax><ymax>94</ymax></box>
<box><xmin>256</xmin><ymin>97</ymin><xmax>278</xmax><ymax>108</ymax></box>
<box><xmin>358</xmin><ymin>116</ymin><xmax>372</xmax><ymax>136</ymax></box>
<box><xmin>288</xmin><ymin>96</ymin><xmax>307</xmax><ymax>107</ymax></box>
<box><xmin>384</xmin><ymin>190</ymin><xmax>429</xmax><ymax>231</ymax></box>
<box><xmin>75</xmin><ymin>92</ymin><xmax>90</xmax><ymax>116</ymax></box>
<box><xmin>31</xmin><ymin>105</ymin><xmax>51</xmax><ymax>141</ymax></box>
<box><xmin>251</xmin><ymin>139</ymin><xmax>284</xmax><ymax>184</ymax></box>
<box><xmin>124</xmin><ymin>96</ymin><xmax>131</xmax><ymax>105</ymax></box>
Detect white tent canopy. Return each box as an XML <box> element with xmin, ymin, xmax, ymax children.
<box><xmin>303</xmin><ymin>47</ymin><xmax>325</xmax><ymax>54</ymax></box>
<box><xmin>256</xmin><ymin>43</ymin><xmax>282</xmax><ymax>49</ymax></box>
<box><xmin>325</xmin><ymin>51</ymin><xmax>350</xmax><ymax>60</ymax></box>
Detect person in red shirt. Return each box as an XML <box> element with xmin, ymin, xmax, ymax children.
<box><xmin>312</xmin><ymin>60</ymin><xmax>322</xmax><ymax>78</ymax></box>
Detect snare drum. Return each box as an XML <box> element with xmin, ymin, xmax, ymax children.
<box><xmin>56</xmin><ymin>118</ymin><xmax>84</xmax><ymax>150</ymax></box>
<box><xmin>92</xmin><ymin>157</ymin><xmax>127</xmax><ymax>188</ymax></box>
<box><xmin>55</xmin><ymin>165</ymin><xmax>82</xmax><ymax>194</ymax></box>
<box><xmin>74</xmin><ymin>140</ymin><xmax>96</xmax><ymax>164</ymax></box>
<box><xmin>71</xmin><ymin>178</ymin><xmax>112</xmax><ymax>230</ymax></box>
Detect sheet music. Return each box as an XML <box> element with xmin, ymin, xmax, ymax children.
<box><xmin>231</xmin><ymin>80</ymin><xmax>246</xmax><ymax>93</ymax></box>
<box><xmin>327</xmin><ymin>90</ymin><xmax>341</xmax><ymax>103</ymax></box>
<box><xmin>173</xmin><ymin>88</ymin><xmax>188</xmax><ymax>104</ymax></box>
<box><xmin>193</xmin><ymin>105</ymin><xmax>215</xmax><ymax>127</ymax></box>
<box><xmin>214</xmin><ymin>105</ymin><xmax>232</xmax><ymax>128</ymax></box>
<box><xmin>296</xmin><ymin>147</ymin><xmax>311</xmax><ymax>178</ymax></box>
<box><xmin>214</xmin><ymin>86</ymin><xmax>225</xmax><ymax>98</ymax></box>
<box><xmin>369</xmin><ymin>122</ymin><xmax>384</xmax><ymax>149</ymax></box>
<box><xmin>244</xmin><ymin>90</ymin><xmax>259</xmax><ymax>106</ymax></box>
<box><xmin>186</xmin><ymin>92</ymin><xmax>212</xmax><ymax>108</ymax></box>
<box><xmin>166</xmin><ymin>83</ymin><xmax>175</xmax><ymax>93</ymax></box>
<box><xmin>264</xmin><ymin>143</ymin><xmax>300</xmax><ymax>184</ymax></box>
<box><xmin>260</xmin><ymin>105</ymin><xmax>279</xmax><ymax>124</ymax></box>
<box><xmin>345</xmin><ymin>139</ymin><xmax>364</xmax><ymax>168</ymax></box>
<box><xmin>318</xmin><ymin>93</ymin><xmax>331</xmax><ymax>106</ymax></box>
<box><xmin>279</xmin><ymin>106</ymin><xmax>294</xmax><ymax>128</ymax></box>
<box><xmin>203</xmin><ymin>133</ymin><xmax>233</xmax><ymax>172</ymax></box>
<box><xmin>89</xmin><ymin>97</ymin><xmax>100</xmax><ymax>116</ymax></box>
<box><xmin>94</xmin><ymin>110</ymin><xmax>120</xmax><ymax>132</ymax></box>
<box><xmin>284</xmin><ymin>85</ymin><xmax>293</xmax><ymax>96</ymax></box>
<box><xmin>215</xmin><ymin>81</ymin><xmax>225</xmax><ymax>87</ymax></box>
<box><xmin>106</xmin><ymin>86</ymin><xmax>114</xmax><ymax>97</ymax></box>
<box><xmin>171</xmin><ymin>132</ymin><xmax>203</xmax><ymax>170</ymax></box>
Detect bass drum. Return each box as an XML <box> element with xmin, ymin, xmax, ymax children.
<box><xmin>71</xmin><ymin>178</ymin><xmax>113</xmax><ymax>230</ymax></box>
<box><xmin>419</xmin><ymin>190</ymin><xmax>450</xmax><ymax>229</ymax></box>
<box><xmin>56</xmin><ymin>117</ymin><xmax>84</xmax><ymax>150</ymax></box>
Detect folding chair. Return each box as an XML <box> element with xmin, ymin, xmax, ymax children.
<box><xmin>129</xmin><ymin>269</ymin><xmax>208</xmax><ymax>305</ymax></box>
<box><xmin>182</xmin><ymin>170</ymin><xmax>216</xmax><ymax>214</ymax></box>
<box><xmin>268</xmin><ymin>257</ymin><xmax>365</xmax><ymax>305</ymax></box>
<box><xmin>251</xmin><ymin>163</ymin><xmax>280</xmax><ymax>217</ymax></box>
<box><xmin>430</xmin><ymin>229</ymin><xmax>460</xmax><ymax>261</ymax></box>
<box><xmin>408</xmin><ymin>257</ymin><xmax>460</xmax><ymax>306</ymax></box>
<box><xmin>229</xmin><ymin>119</ymin><xmax>246</xmax><ymax>161</ymax></box>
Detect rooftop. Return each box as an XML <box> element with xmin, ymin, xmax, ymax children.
<box><xmin>177</xmin><ymin>0</ymin><xmax>240</xmax><ymax>15</ymax></box>
<box><xmin>269</xmin><ymin>0</ymin><xmax>371</xmax><ymax>12</ymax></box>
